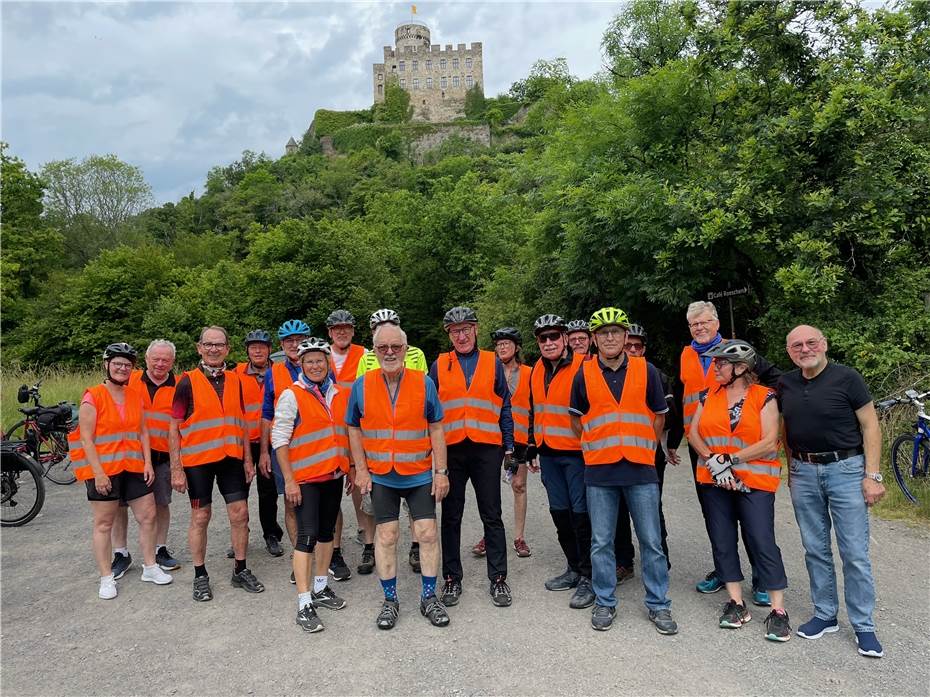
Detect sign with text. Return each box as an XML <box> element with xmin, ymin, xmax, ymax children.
<box><xmin>707</xmin><ymin>286</ymin><xmax>750</xmax><ymax>301</ymax></box>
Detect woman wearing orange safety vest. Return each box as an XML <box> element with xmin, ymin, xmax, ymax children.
<box><xmin>70</xmin><ymin>342</ymin><xmax>173</xmax><ymax>600</ymax></box>
<box><xmin>687</xmin><ymin>339</ymin><xmax>791</xmax><ymax>643</ymax></box>
<box><xmin>272</xmin><ymin>338</ymin><xmax>351</xmax><ymax>634</ymax></box>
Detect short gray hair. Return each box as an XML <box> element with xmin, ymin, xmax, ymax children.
<box><xmin>686</xmin><ymin>301</ymin><xmax>718</xmax><ymax>321</ymax></box>
<box><xmin>198</xmin><ymin>325</ymin><xmax>229</xmax><ymax>343</ymax></box>
<box><xmin>146</xmin><ymin>339</ymin><xmax>176</xmax><ymax>358</ymax></box>
<box><xmin>373</xmin><ymin>324</ymin><xmax>407</xmax><ymax>346</ymax></box>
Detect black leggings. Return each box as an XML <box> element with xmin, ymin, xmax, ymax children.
<box><xmin>294</xmin><ymin>477</ymin><xmax>343</xmax><ymax>553</ymax></box>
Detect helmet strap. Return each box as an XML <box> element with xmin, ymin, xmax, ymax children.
<box><xmin>104</xmin><ymin>361</ymin><xmax>130</xmax><ymax>386</ymax></box>
<box><xmin>724</xmin><ymin>363</ymin><xmax>745</xmax><ymax>387</ymax></box>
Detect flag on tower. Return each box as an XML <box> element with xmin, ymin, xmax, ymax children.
<box><xmin>411</xmin><ymin>4</ymin><xmax>417</xmax><ymax>14</ymax></box>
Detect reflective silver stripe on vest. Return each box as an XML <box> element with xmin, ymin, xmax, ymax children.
<box><xmin>292</xmin><ymin>446</ymin><xmax>345</xmax><ymax>470</ymax></box>
<box><xmin>244</xmin><ymin>405</ymin><xmax>261</xmax><ymax>415</ymax></box>
<box><xmin>94</xmin><ymin>431</ymin><xmax>141</xmax><ymax>445</ymax></box>
<box><xmin>96</xmin><ymin>448</ymin><xmax>145</xmax><ymax>464</ymax></box>
<box><xmin>180</xmin><ymin>436</ymin><xmax>242</xmax><ymax>456</ymax></box>
<box><xmin>582</xmin><ymin>412</ymin><xmax>653</xmax><ymax>430</ymax></box>
<box><xmin>366</xmin><ymin>450</ymin><xmax>432</xmax><ymax>463</ymax></box>
<box><xmin>541</xmin><ymin>426</ymin><xmax>575</xmax><ymax>438</ymax></box>
<box><xmin>737</xmin><ymin>461</ymin><xmax>781</xmax><ymax>476</ymax></box>
<box><xmin>682</xmin><ymin>392</ymin><xmax>701</xmax><ymax>406</ymax></box>
<box><xmin>148</xmin><ymin>428</ymin><xmax>169</xmax><ymax>439</ymax></box>
<box><xmin>361</xmin><ymin>428</ymin><xmax>429</xmax><ymax>441</ymax></box>
<box><xmin>702</xmin><ymin>436</ymin><xmax>730</xmax><ymax>448</ymax></box>
<box><xmin>444</xmin><ymin>397</ymin><xmax>501</xmax><ymax>416</ymax></box>
<box><xmin>334</xmin><ymin>426</ymin><xmax>348</xmax><ymax>437</ymax></box>
<box><xmin>180</xmin><ymin>417</ymin><xmax>226</xmax><ymax>438</ymax></box>
<box><xmin>582</xmin><ymin>435</ymin><xmax>656</xmax><ymax>452</ymax></box>
<box><xmin>535</xmin><ymin>403</ymin><xmax>571</xmax><ymax>416</ymax></box>
<box><xmin>511</xmin><ymin>405</ymin><xmax>529</xmax><ymax>418</ymax></box>
<box><xmin>442</xmin><ymin>419</ymin><xmax>500</xmax><ymax>436</ymax></box>
<box><xmin>290</xmin><ymin>428</ymin><xmax>336</xmax><ymax>449</ymax></box>
<box><xmin>337</xmin><ymin>380</ymin><xmax>354</xmax><ymax>389</ymax></box>
<box><xmin>147</xmin><ymin>412</ymin><xmax>171</xmax><ymax>422</ymax></box>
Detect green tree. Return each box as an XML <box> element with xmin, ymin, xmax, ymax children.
<box><xmin>373</xmin><ymin>82</ymin><xmax>413</xmax><ymax>123</ymax></box>
<box><xmin>464</xmin><ymin>83</ymin><xmax>487</xmax><ymax>119</ymax></box>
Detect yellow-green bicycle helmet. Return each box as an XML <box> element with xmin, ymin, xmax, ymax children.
<box><xmin>588</xmin><ymin>307</ymin><xmax>630</xmax><ymax>332</ymax></box>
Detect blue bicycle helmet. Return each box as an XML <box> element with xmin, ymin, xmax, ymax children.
<box><xmin>277</xmin><ymin>320</ymin><xmax>311</xmax><ymax>339</ymax></box>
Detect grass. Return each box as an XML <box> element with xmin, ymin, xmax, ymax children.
<box><xmin>873</xmin><ymin>402</ymin><xmax>930</xmax><ymax>526</ymax></box>
<box><xmin>2</xmin><ymin>364</ymin><xmax>98</xmax><ymax>435</ymax></box>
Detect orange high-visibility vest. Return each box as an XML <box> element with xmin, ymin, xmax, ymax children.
<box><xmin>360</xmin><ymin>369</ymin><xmax>433</xmax><ymax>475</ymax></box>
<box><xmin>272</xmin><ymin>361</ymin><xmax>299</xmax><ymax>406</ymax></box>
<box><xmin>696</xmin><ymin>384</ymin><xmax>782</xmax><ymax>492</ymax></box>
<box><xmin>509</xmin><ymin>364</ymin><xmax>532</xmax><ymax>446</ymax></box>
<box><xmin>680</xmin><ymin>346</ymin><xmax>718</xmax><ymax>436</ymax></box>
<box><xmin>330</xmin><ymin>344</ymin><xmax>365</xmax><ymax>390</ymax></box>
<box><xmin>283</xmin><ymin>383</ymin><xmax>350</xmax><ymax>483</ymax></box>
<box><xmin>178</xmin><ymin>369</ymin><xmax>245</xmax><ymax>467</ymax></box>
<box><xmin>128</xmin><ymin>369</ymin><xmax>174</xmax><ymax>453</ymax></box>
<box><xmin>531</xmin><ymin>353</ymin><xmax>584</xmax><ymax>451</ymax></box>
<box><xmin>234</xmin><ymin>363</ymin><xmax>265</xmax><ymax>442</ymax></box>
<box><xmin>579</xmin><ymin>356</ymin><xmax>657</xmax><ymax>466</ymax></box>
<box><xmin>437</xmin><ymin>350</ymin><xmax>503</xmax><ymax>446</ymax></box>
<box><xmin>69</xmin><ymin>384</ymin><xmax>145</xmax><ymax>481</ymax></box>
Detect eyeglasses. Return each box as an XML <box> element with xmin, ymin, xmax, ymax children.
<box><xmin>375</xmin><ymin>344</ymin><xmax>405</xmax><ymax>354</ymax></box>
<box><xmin>302</xmin><ymin>358</ymin><xmax>328</xmax><ymax>367</ymax></box>
<box><xmin>280</xmin><ymin>337</ymin><xmax>305</xmax><ymax>346</ymax></box>
<box><xmin>567</xmin><ymin>336</ymin><xmax>588</xmax><ymax>344</ymax></box>
<box><xmin>536</xmin><ymin>332</ymin><xmax>562</xmax><ymax>344</ymax></box>
<box><xmin>448</xmin><ymin>326</ymin><xmax>474</xmax><ymax>337</ymax></box>
<box><xmin>109</xmin><ymin>361</ymin><xmax>134</xmax><ymax>370</ymax></box>
<box><xmin>199</xmin><ymin>342</ymin><xmax>227</xmax><ymax>350</ymax></box>
<box><xmin>787</xmin><ymin>338</ymin><xmax>824</xmax><ymax>353</ymax></box>
<box><xmin>688</xmin><ymin>319</ymin><xmax>715</xmax><ymax>329</ymax></box>
<box><xmin>624</xmin><ymin>341</ymin><xmax>644</xmax><ymax>351</ymax></box>
<box><xmin>594</xmin><ymin>328</ymin><xmax>625</xmax><ymax>338</ymax></box>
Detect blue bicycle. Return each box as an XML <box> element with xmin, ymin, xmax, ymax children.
<box><xmin>877</xmin><ymin>389</ymin><xmax>930</xmax><ymax>505</ymax></box>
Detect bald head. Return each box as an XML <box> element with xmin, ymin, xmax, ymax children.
<box><xmin>786</xmin><ymin>324</ymin><xmax>824</xmax><ymax>344</ymax></box>
<box><xmin>786</xmin><ymin>324</ymin><xmax>828</xmax><ymax>374</ymax></box>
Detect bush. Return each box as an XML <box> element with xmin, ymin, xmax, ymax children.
<box><xmin>312</xmin><ymin>109</ymin><xmax>373</xmax><ymax>137</ymax></box>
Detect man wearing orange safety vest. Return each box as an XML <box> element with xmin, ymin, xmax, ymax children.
<box><xmin>431</xmin><ymin>306</ymin><xmax>515</xmax><ymax>609</ymax></box>
<box><xmin>169</xmin><ymin>325</ymin><xmax>264</xmax><ymax>602</ymax></box>
<box><xmin>569</xmin><ymin>308</ymin><xmax>677</xmax><ymax>635</ymax></box>
<box><xmin>235</xmin><ymin>329</ymin><xmax>285</xmax><ymax>557</ymax></box>
<box><xmin>530</xmin><ymin>314</ymin><xmax>594</xmax><ymax>611</ymax></box>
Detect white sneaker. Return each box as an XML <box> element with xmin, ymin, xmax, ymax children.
<box><xmin>99</xmin><ymin>575</ymin><xmax>118</xmax><ymax>600</ymax></box>
<box><xmin>141</xmin><ymin>564</ymin><xmax>173</xmax><ymax>585</ymax></box>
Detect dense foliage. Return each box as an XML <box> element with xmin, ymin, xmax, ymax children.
<box><xmin>3</xmin><ymin>1</ymin><xmax>928</xmax><ymax>386</ymax></box>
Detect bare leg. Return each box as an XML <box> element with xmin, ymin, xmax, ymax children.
<box><xmin>228</xmin><ymin>500</ymin><xmax>249</xmax><ymax>561</ymax></box>
<box><xmin>511</xmin><ymin>463</ymin><xmax>528</xmax><ymax>540</ymax></box>
<box><xmin>375</xmin><ymin>521</ymin><xmax>400</xmax><ymax>580</ymax></box>
<box><xmin>314</xmin><ymin>541</ymin><xmax>335</xmax><ymax>577</ymax></box>
<box><xmin>189</xmin><ymin>506</ymin><xmax>212</xmax><ymax>567</ymax></box>
<box><xmin>127</xmin><ymin>493</ymin><xmax>157</xmax><ymax>567</ymax></box>
<box><xmin>91</xmin><ymin>501</ymin><xmax>119</xmax><ymax>576</ymax></box>
<box><xmin>414</xmin><ymin>518</ymin><xmax>439</xmax><ymax>576</ymax></box>
<box><xmin>284</xmin><ymin>499</ymin><xmax>297</xmax><ymax>547</ymax></box>
<box><xmin>111</xmin><ymin>506</ymin><xmax>129</xmax><ymax>551</ymax></box>
<box><xmin>351</xmin><ymin>487</ymin><xmax>375</xmax><ymax>544</ymax></box>
<box><xmin>408</xmin><ymin>514</ymin><xmax>418</xmax><ymax>544</ymax></box>
<box><xmin>155</xmin><ymin>504</ymin><xmax>171</xmax><ymax>547</ymax></box>
<box><xmin>768</xmin><ymin>589</ymin><xmax>785</xmax><ymax>612</ymax></box>
<box><xmin>726</xmin><ymin>581</ymin><xmax>744</xmax><ymax>606</ymax></box>
<box><xmin>293</xmin><ymin>551</ymin><xmax>313</xmax><ymax>594</ymax></box>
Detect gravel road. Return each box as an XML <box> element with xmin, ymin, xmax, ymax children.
<box><xmin>2</xmin><ymin>447</ymin><xmax>929</xmax><ymax>696</ymax></box>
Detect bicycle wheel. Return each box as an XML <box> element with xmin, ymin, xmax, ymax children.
<box><xmin>3</xmin><ymin>420</ymin><xmax>26</xmax><ymax>441</ymax></box>
<box><xmin>42</xmin><ymin>430</ymin><xmax>76</xmax><ymax>485</ymax></box>
<box><xmin>1</xmin><ymin>450</ymin><xmax>46</xmax><ymax>527</ymax></box>
<box><xmin>891</xmin><ymin>433</ymin><xmax>930</xmax><ymax>505</ymax></box>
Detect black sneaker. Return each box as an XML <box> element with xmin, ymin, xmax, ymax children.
<box><xmin>545</xmin><ymin>568</ymin><xmax>579</xmax><ymax>591</ymax></box>
<box><xmin>440</xmin><ymin>577</ymin><xmax>462</xmax><ymax>606</ymax></box>
<box><xmin>408</xmin><ymin>544</ymin><xmax>421</xmax><ymax>573</ymax></box>
<box><xmin>289</xmin><ymin>571</ymin><xmax>296</xmax><ymax>585</ymax></box>
<box><xmin>231</xmin><ymin>568</ymin><xmax>265</xmax><ymax>593</ymax></box>
<box><xmin>312</xmin><ymin>585</ymin><xmax>347</xmax><ymax>610</ymax></box>
<box><xmin>720</xmin><ymin>599</ymin><xmax>751</xmax><ymax>628</ymax></box>
<box><xmin>226</xmin><ymin>547</ymin><xmax>235</xmax><ymax>559</ymax></box>
<box><xmin>296</xmin><ymin>604</ymin><xmax>324</xmax><ymax>633</ymax></box>
<box><xmin>376</xmin><ymin>599</ymin><xmax>400</xmax><ymax>630</ymax></box>
<box><xmin>649</xmin><ymin>608</ymin><xmax>679</xmax><ymax>635</ymax></box>
<box><xmin>591</xmin><ymin>604</ymin><xmax>616</xmax><ymax>631</ymax></box>
<box><xmin>765</xmin><ymin>610</ymin><xmax>791</xmax><ymax>642</ymax></box>
<box><xmin>569</xmin><ymin>577</ymin><xmax>595</xmax><ymax>609</ymax></box>
<box><xmin>357</xmin><ymin>546</ymin><xmax>375</xmax><ymax>575</ymax></box>
<box><xmin>420</xmin><ymin>594</ymin><xmax>450</xmax><ymax>627</ymax></box>
<box><xmin>265</xmin><ymin>536</ymin><xmax>284</xmax><ymax>557</ymax></box>
<box><xmin>192</xmin><ymin>575</ymin><xmax>213</xmax><ymax>602</ymax></box>
<box><xmin>329</xmin><ymin>549</ymin><xmax>351</xmax><ymax>582</ymax></box>
<box><xmin>111</xmin><ymin>553</ymin><xmax>132</xmax><ymax>580</ymax></box>
<box><xmin>155</xmin><ymin>547</ymin><xmax>180</xmax><ymax>571</ymax></box>
<box><xmin>490</xmin><ymin>576</ymin><xmax>512</xmax><ymax>607</ymax></box>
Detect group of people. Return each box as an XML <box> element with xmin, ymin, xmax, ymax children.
<box><xmin>70</xmin><ymin>301</ymin><xmax>886</xmax><ymax>657</ymax></box>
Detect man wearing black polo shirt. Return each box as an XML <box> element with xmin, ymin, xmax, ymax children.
<box><xmin>779</xmin><ymin>324</ymin><xmax>885</xmax><ymax>658</ymax></box>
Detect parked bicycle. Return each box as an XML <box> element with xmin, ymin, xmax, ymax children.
<box><xmin>1</xmin><ymin>440</ymin><xmax>46</xmax><ymax>527</ymax></box>
<box><xmin>3</xmin><ymin>381</ymin><xmax>77</xmax><ymax>485</ymax></box>
<box><xmin>877</xmin><ymin>389</ymin><xmax>930</xmax><ymax>505</ymax></box>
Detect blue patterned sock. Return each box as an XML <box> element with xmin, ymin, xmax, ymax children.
<box><xmin>421</xmin><ymin>575</ymin><xmax>437</xmax><ymax>599</ymax></box>
<box><xmin>380</xmin><ymin>577</ymin><xmax>398</xmax><ymax>601</ymax></box>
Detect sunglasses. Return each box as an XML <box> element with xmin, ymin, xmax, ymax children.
<box><xmin>536</xmin><ymin>332</ymin><xmax>562</xmax><ymax>344</ymax></box>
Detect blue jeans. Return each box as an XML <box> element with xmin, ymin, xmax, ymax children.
<box><xmin>587</xmin><ymin>483</ymin><xmax>670</xmax><ymax>610</ymax></box>
<box><xmin>789</xmin><ymin>455</ymin><xmax>876</xmax><ymax>632</ymax></box>
<box><xmin>540</xmin><ymin>454</ymin><xmax>587</xmax><ymax>513</ymax></box>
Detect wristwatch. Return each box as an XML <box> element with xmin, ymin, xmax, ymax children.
<box><xmin>730</xmin><ymin>455</ymin><xmax>741</xmax><ymax>466</ymax></box>
<box><xmin>434</xmin><ymin>468</ymin><xmax>449</xmax><ymax>476</ymax></box>
<box><xmin>865</xmin><ymin>472</ymin><xmax>883</xmax><ymax>482</ymax></box>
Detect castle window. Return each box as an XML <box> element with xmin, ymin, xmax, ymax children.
<box><xmin>452</xmin><ymin>58</ymin><xmax>459</xmax><ymax>69</ymax></box>
<box><xmin>452</xmin><ymin>75</ymin><xmax>460</xmax><ymax>87</ymax></box>
<box><xmin>413</xmin><ymin>60</ymin><xmax>418</xmax><ymax>71</ymax></box>
<box><xmin>426</xmin><ymin>77</ymin><xmax>433</xmax><ymax>88</ymax></box>
<box><xmin>441</xmin><ymin>90</ymin><xmax>446</xmax><ymax>99</ymax></box>
<box><xmin>378</xmin><ymin>84</ymin><xmax>383</xmax><ymax>95</ymax></box>
<box><xmin>440</xmin><ymin>76</ymin><xmax>447</xmax><ymax>88</ymax></box>
<box><xmin>466</xmin><ymin>57</ymin><xmax>473</xmax><ymax>69</ymax></box>
<box><xmin>426</xmin><ymin>59</ymin><xmax>432</xmax><ymax>70</ymax></box>
<box><xmin>400</xmin><ymin>78</ymin><xmax>406</xmax><ymax>88</ymax></box>
<box><xmin>399</xmin><ymin>61</ymin><xmax>405</xmax><ymax>72</ymax></box>
<box><xmin>440</xmin><ymin>58</ymin><xmax>447</xmax><ymax>70</ymax></box>
<box><xmin>466</xmin><ymin>75</ymin><xmax>473</xmax><ymax>87</ymax></box>
<box><xmin>412</xmin><ymin>45</ymin><xmax>417</xmax><ymax>53</ymax></box>
<box><xmin>413</xmin><ymin>78</ymin><xmax>419</xmax><ymax>89</ymax></box>
<box><xmin>378</xmin><ymin>73</ymin><xmax>383</xmax><ymax>82</ymax></box>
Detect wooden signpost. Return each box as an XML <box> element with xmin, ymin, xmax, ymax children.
<box><xmin>707</xmin><ymin>286</ymin><xmax>750</xmax><ymax>338</ymax></box>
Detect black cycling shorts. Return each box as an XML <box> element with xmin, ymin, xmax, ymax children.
<box><xmin>86</xmin><ymin>471</ymin><xmax>152</xmax><ymax>504</ymax></box>
<box><xmin>185</xmin><ymin>457</ymin><xmax>248</xmax><ymax>508</ymax></box>
<box><xmin>371</xmin><ymin>481</ymin><xmax>435</xmax><ymax>525</ymax></box>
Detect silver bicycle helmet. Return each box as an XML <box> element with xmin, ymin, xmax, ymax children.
<box><xmin>297</xmin><ymin>337</ymin><xmax>332</xmax><ymax>358</ymax></box>
<box><xmin>369</xmin><ymin>308</ymin><xmax>400</xmax><ymax>330</ymax></box>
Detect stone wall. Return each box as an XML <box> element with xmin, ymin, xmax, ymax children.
<box><xmin>409</xmin><ymin>123</ymin><xmax>490</xmax><ymax>161</ymax></box>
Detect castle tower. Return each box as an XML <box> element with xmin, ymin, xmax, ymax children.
<box><xmin>372</xmin><ymin>22</ymin><xmax>484</xmax><ymax>122</ymax></box>
<box><xmin>285</xmin><ymin>137</ymin><xmax>298</xmax><ymax>155</ymax></box>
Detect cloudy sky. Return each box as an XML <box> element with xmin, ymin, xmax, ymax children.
<box><xmin>2</xmin><ymin>1</ymin><xmax>621</xmax><ymax>203</ymax></box>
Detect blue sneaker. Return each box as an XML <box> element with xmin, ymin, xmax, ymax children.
<box><xmin>856</xmin><ymin>631</ymin><xmax>884</xmax><ymax>658</ymax></box>
<box><xmin>696</xmin><ymin>571</ymin><xmax>724</xmax><ymax>594</ymax></box>
<box><xmin>752</xmin><ymin>589</ymin><xmax>771</xmax><ymax>607</ymax></box>
<box><xmin>111</xmin><ymin>552</ymin><xmax>132</xmax><ymax>580</ymax></box>
<box><xmin>797</xmin><ymin>616</ymin><xmax>839</xmax><ymax>639</ymax></box>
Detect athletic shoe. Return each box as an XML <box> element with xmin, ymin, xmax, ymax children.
<box><xmin>312</xmin><ymin>585</ymin><xmax>347</xmax><ymax>610</ymax></box>
<box><xmin>696</xmin><ymin>570</ymin><xmax>724</xmax><ymax>593</ymax></box>
<box><xmin>569</xmin><ymin>577</ymin><xmax>595</xmax><ymax>609</ymax></box>
<box><xmin>855</xmin><ymin>631</ymin><xmax>884</xmax><ymax>658</ymax></box>
<box><xmin>111</xmin><ymin>553</ymin><xmax>132</xmax><ymax>580</ymax></box>
<box><xmin>649</xmin><ymin>609</ymin><xmax>679</xmax><ymax>635</ymax></box>
<box><xmin>296</xmin><ymin>604</ymin><xmax>324</xmax><ymax>633</ymax></box>
<box><xmin>420</xmin><ymin>594</ymin><xmax>450</xmax><ymax>627</ymax></box>
<box><xmin>226</xmin><ymin>547</ymin><xmax>235</xmax><ymax>559</ymax></box>
<box><xmin>155</xmin><ymin>547</ymin><xmax>180</xmax><ymax>571</ymax></box>
<box><xmin>99</xmin><ymin>575</ymin><xmax>117</xmax><ymax>600</ymax></box>
<box><xmin>192</xmin><ymin>575</ymin><xmax>213</xmax><ymax>602</ymax></box>
<box><xmin>140</xmin><ymin>564</ymin><xmax>173</xmax><ymax>585</ymax></box>
<box><xmin>545</xmin><ymin>568</ymin><xmax>580</xmax><ymax>591</ymax></box>
<box><xmin>796</xmin><ymin>616</ymin><xmax>839</xmax><ymax>639</ymax></box>
<box><xmin>408</xmin><ymin>544</ymin><xmax>421</xmax><ymax>573</ymax></box>
<box><xmin>490</xmin><ymin>576</ymin><xmax>512</xmax><ymax>607</ymax></box>
<box><xmin>289</xmin><ymin>571</ymin><xmax>296</xmax><ymax>585</ymax></box>
<box><xmin>231</xmin><ymin>568</ymin><xmax>265</xmax><ymax>593</ymax></box>
<box><xmin>440</xmin><ymin>577</ymin><xmax>462</xmax><ymax>606</ymax></box>
<box><xmin>513</xmin><ymin>538</ymin><xmax>531</xmax><ymax>558</ymax></box>
<box><xmin>357</xmin><ymin>546</ymin><xmax>375</xmax><ymax>575</ymax></box>
<box><xmin>376</xmin><ymin>599</ymin><xmax>400</xmax><ymax>630</ymax></box>
<box><xmin>765</xmin><ymin>609</ymin><xmax>791</xmax><ymax>642</ymax></box>
<box><xmin>616</xmin><ymin>565</ymin><xmax>634</xmax><ymax>585</ymax></box>
<box><xmin>329</xmin><ymin>548</ymin><xmax>351</xmax><ymax>581</ymax></box>
<box><xmin>752</xmin><ymin>588</ymin><xmax>772</xmax><ymax>607</ymax></box>
<box><xmin>591</xmin><ymin>604</ymin><xmax>616</xmax><ymax>631</ymax></box>
<box><xmin>472</xmin><ymin>538</ymin><xmax>487</xmax><ymax>557</ymax></box>
<box><xmin>719</xmin><ymin>599</ymin><xmax>752</xmax><ymax>628</ymax></box>
<box><xmin>265</xmin><ymin>536</ymin><xmax>283</xmax><ymax>557</ymax></box>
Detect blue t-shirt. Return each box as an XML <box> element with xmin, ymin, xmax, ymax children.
<box><xmin>346</xmin><ymin>370</ymin><xmax>443</xmax><ymax>488</ymax></box>
<box><xmin>261</xmin><ymin>360</ymin><xmax>302</xmax><ymax>421</ymax></box>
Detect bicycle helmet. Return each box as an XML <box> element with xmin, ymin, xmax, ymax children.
<box><xmin>627</xmin><ymin>323</ymin><xmax>647</xmax><ymax>341</ymax></box>
<box><xmin>369</xmin><ymin>308</ymin><xmax>400</xmax><ymax>330</ymax></box>
<box><xmin>566</xmin><ymin>319</ymin><xmax>589</xmax><ymax>334</ymax></box>
<box><xmin>533</xmin><ymin>314</ymin><xmax>566</xmax><ymax>336</ymax></box>
<box><xmin>278</xmin><ymin>319</ymin><xmax>311</xmax><ymax>339</ymax></box>
<box><xmin>326</xmin><ymin>309</ymin><xmax>356</xmax><ymax>328</ymax></box>
<box><xmin>244</xmin><ymin>329</ymin><xmax>272</xmax><ymax>347</ymax></box>
<box><xmin>588</xmin><ymin>307</ymin><xmax>630</xmax><ymax>332</ymax></box>
<box><xmin>491</xmin><ymin>327</ymin><xmax>522</xmax><ymax>345</ymax></box>
<box><xmin>443</xmin><ymin>306</ymin><xmax>478</xmax><ymax>329</ymax></box>
<box><xmin>297</xmin><ymin>337</ymin><xmax>332</xmax><ymax>358</ymax></box>
<box><xmin>103</xmin><ymin>342</ymin><xmax>138</xmax><ymax>362</ymax></box>
<box><xmin>704</xmin><ymin>340</ymin><xmax>756</xmax><ymax>370</ymax></box>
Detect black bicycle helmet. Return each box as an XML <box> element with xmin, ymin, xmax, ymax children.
<box><xmin>326</xmin><ymin>309</ymin><xmax>356</xmax><ymax>328</ymax></box>
<box><xmin>491</xmin><ymin>327</ymin><xmax>522</xmax><ymax>345</ymax></box>
<box><xmin>565</xmin><ymin>319</ymin><xmax>589</xmax><ymax>334</ymax></box>
<box><xmin>103</xmin><ymin>342</ymin><xmax>138</xmax><ymax>363</ymax></box>
<box><xmin>369</xmin><ymin>308</ymin><xmax>400</xmax><ymax>330</ymax></box>
<box><xmin>705</xmin><ymin>340</ymin><xmax>756</xmax><ymax>371</ymax></box>
<box><xmin>244</xmin><ymin>329</ymin><xmax>272</xmax><ymax>347</ymax></box>
<box><xmin>443</xmin><ymin>306</ymin><xmax>478</xmax><ymax>328</ymax></box>
<box><xmin>533</xmin><ymin>314</ymin><xmax>566</xmax><ymax>336</ymax></box>
<box><xmin>627</xmin><ymin>323</ymin><xmax>647</xmax><ymax>341</ymax></box>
